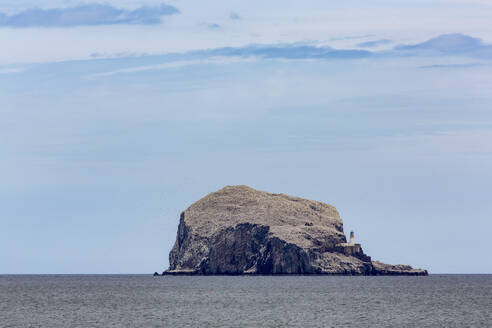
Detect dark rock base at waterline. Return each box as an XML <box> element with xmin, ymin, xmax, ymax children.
<box><xmin>159</xmin><ymin>271</ymin><xmax>428</xmax><ymax>276</ymax></box>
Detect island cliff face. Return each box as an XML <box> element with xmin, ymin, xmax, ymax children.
<box><xmin>165</xmin><ymin>186</ymin><xmax>427</xmax><ymax>276</ymax></box>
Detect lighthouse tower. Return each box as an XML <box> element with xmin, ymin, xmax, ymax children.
<box><xmin>348</xmin><ymin>231</ymin><xmax>355</xmax><ymax>246</ymax></box>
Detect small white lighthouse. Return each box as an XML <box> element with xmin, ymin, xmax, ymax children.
<box><xmin>348</xmin><ymin>231</ymin><xmax>355</xmax><ymax>246</ymax></box>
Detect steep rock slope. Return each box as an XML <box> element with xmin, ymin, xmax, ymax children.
<box><xmin>165</xmin><ymin>186</ymin><xmax>427</xmax><ymax>275</ymax></box>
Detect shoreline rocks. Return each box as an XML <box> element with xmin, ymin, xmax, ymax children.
<box><xmin>163</xmin><ymin>186</ymin><xmax>428</xmax><ymax>276</ymax></box>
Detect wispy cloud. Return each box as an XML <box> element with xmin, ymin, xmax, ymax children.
<box><xmin>87</xmin><ymin>57</ymin><xmax>258</xmax><ymax>78</ymax></box>
<box><xmin>357</xmin><ymin>39</ymin><xmax>392</xmax><ymax>48</ymax></box>
<box><xmin>328</xmin><ymin>34</ymin><xmax>375</xmax><ymax>41</ymax></box>
<box><xmin>84</xmin><ymin>43</ymin><xmax>376</xmax><ymax>79</ymax></box>
<box><xmin>84</xmin><ymin>43</ymin><xmax>374</xmax><ymax>78</ymax></box>
<box><xmin>419</xmin><ymin>63</ymin><xmax>484</xmax><ymax>69</ymax></box>
<box><xmin>0</xmin><ymin>3</ymin><xmax>179</xmax><ymax>28</ymax></box>
<box><xmin>9</xmin><ymin>33</ymin><xmax>492</xmax><ymax>72</ymax></box>
<box><xmin>88</xmin><ymin>33</ymin><xmax>490</xmax><ymax>77</ymax></box>
<box><xmin>201</xmin><ymin>44</ymin><xmax>372</xmax><ymax>60</ymax></box>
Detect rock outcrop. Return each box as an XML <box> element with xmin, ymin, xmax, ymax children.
<box><xmin>164</xmin><ymin>186</ymin><xmax>427</xmax><ymax>276</ymax></box>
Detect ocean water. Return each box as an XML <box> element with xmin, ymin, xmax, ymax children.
<box><xmin>1</xmin><ymin>275</ymin><xmax>490</xmax><ymax>327</ymax></box>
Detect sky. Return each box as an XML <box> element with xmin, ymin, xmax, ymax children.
<box><xmin>1</xmin><ymin>0</ymin><xmax>492</xmax><ymax>274</ymax></box>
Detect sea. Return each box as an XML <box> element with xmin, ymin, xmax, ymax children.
<box><xmin>1</xmin><ymin>274</ymin><xmax>490</xmax><ymax>327</ymax></box>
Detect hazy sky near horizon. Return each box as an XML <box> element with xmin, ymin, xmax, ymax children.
<box><xmin>1</xmin><ymin>0</ymin><xmax>492</xmax><ymax>274</ymax></box>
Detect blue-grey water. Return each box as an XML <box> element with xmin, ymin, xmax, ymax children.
<box><xmin>1</xmin><ymin>275</ymin><xmax>491</xmax><ymax>327</ymax></box>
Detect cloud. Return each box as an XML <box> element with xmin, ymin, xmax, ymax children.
<box><xmin>83</xmin><ymin>33</ymin><xmax>492</xmax><ymax>80</ymax></box>
<box><xmin>419</xmin><ymin>63</ymin><xmax>484</xmax><ymax>69</ymax></box>
<box><xmin>393</xmin><ymin>34</ymin><xmax>492</xmax><ymax>60</ymax></box>
<box><xmin>0</xmin><ymin>3</ymin><xmax>179</xmax><ymax>27</ymax></box>
<box><xmin>357</xmin><ymin>39</ymin><xmax>392</xmax><ymax>48</ymax></box>
<box><xmin>230</xmin><ymin>12</ymin><xmax>241</xmax><ymax>20</ymax></box>
<box><xmin>329</xmin><ymin>34</ymin><xmax>375</xmax><ymax>41</ymax></box>
<box><xmin>208</xmin><ymin>23</ymin><xmax>221</xmax><ymax>30</ymax></box>
<box><xmin>395</xmin><ymin>33</ymin><xmax>488</xmax><ymax>53</ymax></box>
<box><xmin>201</xmin><ymin>44</ymin><xmax>372</xmax><ymax>60</ymax></box>
<box><xmin>87</xmin><ymin>44</ymin><xmax>373</xmax><ymax>78</ymax></box>
<box><xmin>87</xmin><ymin>57</ymin><xmax>258</xmax><ymax>78</ymax></box>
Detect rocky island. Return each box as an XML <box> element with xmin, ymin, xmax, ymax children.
<box><xmin>163</xmin><ymin>186</ymin><xmax>427</xmax><ymax>276</ymax></box>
